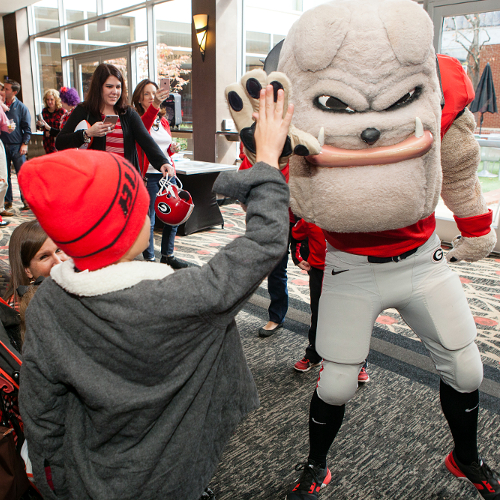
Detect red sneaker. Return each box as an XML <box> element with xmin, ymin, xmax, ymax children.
<box><xmin>294</xmin><ymin>357</ymin><xmax>321</xmax><ymax>373</ymax></box>
<box><xmin>358</xmin><ymin>366</ymin><xmax>370</xmax><ymax>383</ymax></box>
<box><xmin>445</xmin><ymin>451</ymin><xmax>500</xmax><ymax>499</ymax></box>
<box><xmin>286</xmin><ymin>461</ymin><xmax>331</xmax><ymax>500</ymax></box>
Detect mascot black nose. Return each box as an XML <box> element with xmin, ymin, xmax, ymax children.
<box><xmin>361</xmin><ymin>128</ymin><xmax>381</xmax><ymax>145</ymax></box>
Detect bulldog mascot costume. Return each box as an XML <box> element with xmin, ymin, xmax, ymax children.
<box><xmin>226</xmin><ymin>0</ymin><xmax>500</xmax><ymax>498</ymax></box>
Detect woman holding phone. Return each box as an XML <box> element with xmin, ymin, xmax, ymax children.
<box><xmin>56</xmin><ymin>64</ymin><xmax>174</xmax><ymax>178</ymax></box>
<box><xmin>131</xmin><ymin>78</ymin><xmax>191</xmax><ymax>269</ymax></box>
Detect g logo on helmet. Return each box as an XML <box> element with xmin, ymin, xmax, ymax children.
<box><xmin>157</xmin><ymin>202</ymin><xmax>171</xmax><ymax>215</ymax></box>
<box><xmin>154</xmin><ymin>176</ymin><xmax>194</xmax><ymax>226</ymax></box>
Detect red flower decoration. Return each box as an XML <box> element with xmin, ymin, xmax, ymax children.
<box><xmin>60</xmin><ymin>86</ymin><xmax>67</xmax><ymax>93</ymax></box>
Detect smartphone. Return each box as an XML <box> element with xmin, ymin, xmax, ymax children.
<box><xmin>160</xmin><ymin>78</ymin><xmax>170</xmax><ymax>91</ymax></box>
<box><xmin>103</xmin><ymin>115</ymin><xmax>119</xmax><ymax>126</ymax></box>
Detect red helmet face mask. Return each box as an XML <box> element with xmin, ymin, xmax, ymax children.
<box><xmin>154</xmin><ymin>176</ymin><xmax>194</xmax><ymax>226</ymax></box>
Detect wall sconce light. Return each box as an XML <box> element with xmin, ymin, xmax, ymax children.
<box><xmin>193</xmin><ymin>14</ymin><xmax>209</xmax><ymax>62</ymax></box>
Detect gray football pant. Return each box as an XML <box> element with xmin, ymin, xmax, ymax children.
<box><xmin>316</xmin><ymin>233</ymin><xmax>483</xmax><ymax>406</ymax></box>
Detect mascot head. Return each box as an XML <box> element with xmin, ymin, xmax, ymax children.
<box><xmin>278</xmin><ymin>0</ymin><xmax>442</xmax><ymax>233</ymax></box>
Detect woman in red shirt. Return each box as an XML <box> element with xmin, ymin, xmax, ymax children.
<box><xmin>131</xmin><ymin>79</ymin><xmax>191</xmax><ymax>269</ymax></box>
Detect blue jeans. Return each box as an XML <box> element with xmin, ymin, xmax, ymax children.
<box><xmin>267</xmin><ymin>249</ymin><xmax>289</xmax><ymax>324</ymax></box>
<box><xmin>143</xmin><ymin>173</ymin><xmax>178</xmax><ymax>261</ymax></box>
<box><xmin>4</xmin><ymin>143</ymin><xmax>25</xmax><ymax>203</ymax></box>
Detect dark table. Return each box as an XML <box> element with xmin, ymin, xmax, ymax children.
<box><xmin>171</xmin><ymin>160</ymin><xmax>238</xmax><ymax>236</ymax></box>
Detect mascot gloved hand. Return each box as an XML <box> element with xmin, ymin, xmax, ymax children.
<box><xmin>225</xmin><ymin>69</ymin><xmax>321</xmax><ymax>169</ymax></box>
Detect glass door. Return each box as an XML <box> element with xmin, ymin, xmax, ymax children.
<box><xmin>73</xmin><ymin>48</ymin><xmax>131</xmax><ymax>101</ymax></box>
<box><xmin>78</xmin><ymin>59</ymin><xmax>99</xmax><ymax>98</ymax></box>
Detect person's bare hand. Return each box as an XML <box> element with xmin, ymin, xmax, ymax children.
<box><xmin>87</xmin><ymin>121</ymin><xmax>115</xmax><ymax>138</ymax></box>
<box><xmin>298</xmin><ymin>261</ymin><xmax>311</xmax><ymax>271</ymax></box>
<box><xmin>253</xmin><ymin>85</ymin><xmax>294</xmax><ymax>169</ymax></box>
<box><xmin>160</xmin><ymin>163</ymin><xmax>175</xmax><ymax>177</ymax></box>
<box><xmin>153</xmin><ymin>89</ymin><xmax>170</xmax><ymax>109</ymax></box>
<box><xmin>20</xmin><ymin>144</ymin><xmax>27</xmax><ymax>156</ymax></box>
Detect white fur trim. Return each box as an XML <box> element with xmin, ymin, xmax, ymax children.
<box><xmin>50</xmin><ymin>259</ymin><xmax>174</xmax><ymax>297</ymax></box>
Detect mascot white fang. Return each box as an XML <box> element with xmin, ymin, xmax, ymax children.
<box><xmin>226</xmin><ymin>0</ymin><xmax>500</xmax><ymax>498</ymax></box>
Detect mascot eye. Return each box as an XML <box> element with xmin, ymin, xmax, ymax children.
<box><xmin>386</xmin><ymin>87</ymin><xmax>421</xmax><ymax>111</ymax></box>
<box><xmin>314</xmin><ymin>95</ymin><xmax>355</xmax><ymax>113</ymax></box>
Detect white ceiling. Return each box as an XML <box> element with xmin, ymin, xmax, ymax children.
<box><xmin>0</xmin><ymin>1</ymin><xmax>39</xmax><ymax>64</ymax></box>
<box><xmin>0</xmin><ymin>0</ymin><xmax>39</xmax><ymax>17</ymax></box>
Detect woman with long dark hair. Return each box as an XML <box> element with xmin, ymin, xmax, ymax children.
<box><xmin>4</xmin><ymin>220</ymin><xmax>69</xmax><ymax>312</ymax></box>
<box><xmin>131</xmin><ymin>79</ymin><xmax>190</xmax><ymax>268</ymax></box>
<box><xmin>56</xmin><ymin>64</ymin><xmax>174</xmax><ymax>177</ymax></box>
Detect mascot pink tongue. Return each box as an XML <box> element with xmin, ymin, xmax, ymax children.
<box><xmin>306</xmin><ymin>130</ymin><xmax>434</xmax><ymax>168</ymax></box>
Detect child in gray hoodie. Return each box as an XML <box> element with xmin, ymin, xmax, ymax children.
<box><xmin>18</xmin><ymin>85</ymin><xmax>293</xmax><ymax>500</ymax></box>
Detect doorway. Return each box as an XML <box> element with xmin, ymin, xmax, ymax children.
<box><xmin>70</xmin><ymin>47</ymin><xmax>131</xmax><ymax>101</ymax></box>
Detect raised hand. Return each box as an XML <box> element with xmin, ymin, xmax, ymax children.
<box><xmin>253</xmin><ymin>85</ymin><xmax>294</xmax><ymax>170</ymax></box>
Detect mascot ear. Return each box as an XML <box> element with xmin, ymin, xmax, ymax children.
<box><xmin>379</xmin><ymin>0</ymin><xmax>434</xmax><ymax>65</ymax></box>
<box><xmin>289</xmin><ymin>3</ymin><xmax>350</xmax><ymax>72</ymax></box>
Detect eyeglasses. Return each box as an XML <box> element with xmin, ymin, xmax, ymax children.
<box><xmin>152</xmin><ymin>118</ymin><xmax>160</xmax><ymax>131</ymax></box>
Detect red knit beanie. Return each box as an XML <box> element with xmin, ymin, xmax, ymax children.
<box><xmin>18</xmin><ymin>150</ymin><xmax>149</xmax><ymax>271</ymax></box>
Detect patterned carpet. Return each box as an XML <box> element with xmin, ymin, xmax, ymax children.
<box><xmin>1</xmin><ymin>177</ymin><xmax>499</xmax><ymax>500</ymax></box>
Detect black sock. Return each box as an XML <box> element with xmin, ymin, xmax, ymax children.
<box><xmin>308</xmin><ymin>390</ymin><xmax>345</xmax><ymax>468</ymax></box>
<box><xmin>440</xmin><ymin>379</ymin><xmax>479</xmax><ymax>465</ymax></box>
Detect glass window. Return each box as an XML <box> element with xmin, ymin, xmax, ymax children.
<box><xmin>243</xmin><ymin>3</ymin><xmax>304</xmax><ymax>76</ymax></box>
<box><xmin>246</xmin><ymin>55</ymin><xmax>264</xmax><ymax>72</ymax></box>
<box><xmin>245</xmin><ymin>0</ymin><xmax>303</xmax><ymax>10</ymax></box>
<box><xmin>35</xmin><ymin>35</ymin><xmax>62</xmax><ymax>101</ymax></box>
<box><xmin>63</xmin><ymin>0</ymin><xmax>97</xmax><ymax>37</ymax></box>
<box><xmin>135</xmin><ymin>45</ymin><xmax>149</xmax><ymax>83</ymax></box>
<box><xmin>78</xmin><ymin>60</ymin><xmax>99</xmax><ymax>98</ymax></box>
<box><xmin>63</xmin><ymin>0</ymin><xmax>97</xmax><ymax>21</ymax></box>
<box><xmin>68</xmin><ymin>60</ymin><xmax>75</xmax><ymax>90</ymax></box>
<box><xmin>67</xmin><ymin>9</ymin><xmax>147</xmax><ymax>55</ymax></box>
<box><xmin>155</xmin><ymin>1</ymin><xmax>192</xmax><ymax>129</ymax></box>
<box><xmin>246</xmin><ymin>32</ymin><xmax>270</xmax><ymax>54</ymax></box>
<box><xmin>102</xmin><ymin>0</ymin><xmax>143</xmax><ymax>15</ymax></box>
<box><xmin>439</xmin><ymin>10</ymin><xmax>500</xmax><ymax>197</ymax></box>
<box><xmin>32</xmin><ymin>0</ymin><xmax>59</xmax><ymax>34</ymax></box>
<box><xmin>273</xmin><ymin>34</ymin><xmax>286</xmax><ymax>46</ymax></box>
<box><xmin>440</xmin><ymin>11</ymin><xmax>500</xmax><ymax>134</ymax></box>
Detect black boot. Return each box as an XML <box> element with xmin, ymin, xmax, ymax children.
<box><xmin>160</xmin><ymin>255</ymin><xmax>190</xmax><ymax>269</ymax></box>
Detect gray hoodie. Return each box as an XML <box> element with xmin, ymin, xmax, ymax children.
<box><xmin>19</xmin><ymin>162</ymin><xmax>289</xmax><ymax>500</ymax></box>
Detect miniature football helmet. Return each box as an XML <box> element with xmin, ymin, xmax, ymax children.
<box><xmin>154</xmin><ymin>176</ymin><xmax>194</xmax><ymax>226</ymax></box>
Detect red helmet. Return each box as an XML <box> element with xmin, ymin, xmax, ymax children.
<box><xmin>154</xmin><ymin>176</ymin><xmax>194</xmax><ymax>226</ymax></box>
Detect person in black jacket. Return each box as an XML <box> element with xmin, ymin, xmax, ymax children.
<box><xmin>55</xmin><ymin>63</ymin><xmax>174</xmax><ymax>178</ymax></box>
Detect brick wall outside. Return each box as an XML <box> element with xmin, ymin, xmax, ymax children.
<box><xmin>469</xmin><ymin>44</ymin><xmax>500</xmax><ymax>134</ymax></box>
